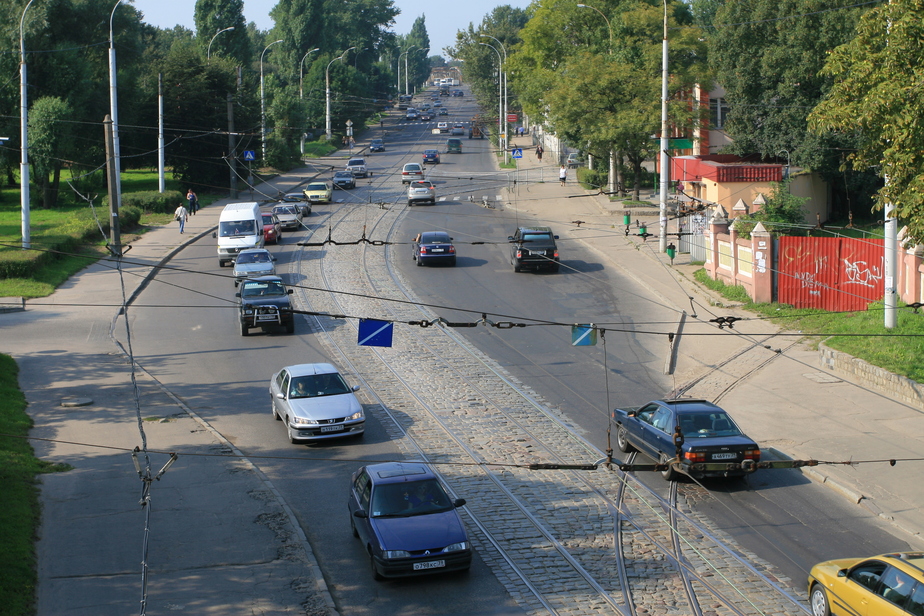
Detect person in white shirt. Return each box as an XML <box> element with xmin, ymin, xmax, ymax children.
<box><xmin>173</xmin><ymin>204</ymin><xmax>188</xmax><ymax>234</ymax></box>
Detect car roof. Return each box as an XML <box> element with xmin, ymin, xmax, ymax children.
<box><xmin>242</xmin><ymin>275</ymin><xmax>283</xmax><ymax>283</ymax></box>
<box><xmin>348</xmin><ymin>158</ymin><xmax>365</xmax><ymax>164</ymax></box>
<box><xmin>420</xmin><ymin>231</ymin><xmax>450</xmax><ymax>242</ymax></box>
<box><xmin>424</xmin><ymin>149</ymin><xmax>438</xmax><ymax>153</ymax></box>
<box><xmin>306</xmin><ymin>181</ymin><xmax>328</xmax><ymax>187</ymax></box>
<box><xmin>403</xmin><ymin>163</ymin><xmax>421</xmax><ymax>169</ymax></box>
<box><xmin>365</xmin><ymin>461</ymin><xmax>435</xmax><ymax>484</ymax></box>
<box><xmin>283</xmin><ymin>362</ymin><xmax>340</xmax><ymax>378</ymax></box>
<box><xmin>238</xmin><ymin>248</ymin><xmax>271</xmax><ymax>255</ymax></box>
<box><xmin>334</xmin><ymin>170</ymin><xmax>352</xmax><ymax>175</ymax></box>
<box><xmin>518</xmin><ymin>226</ymin><xmax>554</xmax><ymax>233</ymax></box>
<box><xmin>648</xmin><ymin>399</ymin><xmax>725</xmax><ymax>413</ymax></box>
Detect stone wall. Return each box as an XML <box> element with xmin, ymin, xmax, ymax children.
<box><xmin>820</xmin><ymin>343</ymin><xmax>924</xmax><ymax>411</ymax></box>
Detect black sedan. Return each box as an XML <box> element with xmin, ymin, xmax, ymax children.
<box><xmin>612</xmin><ymin>399</ymin><xmax>760</xmax><ymax>481</ymax></box>
<box><xmin>413</xmin><ymin>231</ymin><xmax>456</xmax><ymax>267</ymax></box>
<box><xmin>332</xmin><ymin>170</ymin><xmax>356</xmax><ymax>189</ymax></box>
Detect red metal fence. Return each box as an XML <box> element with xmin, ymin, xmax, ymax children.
<box><xmin>777</xmin><ymin>237</ymin><xmax>884</xmax><ymax>311</ymax></box>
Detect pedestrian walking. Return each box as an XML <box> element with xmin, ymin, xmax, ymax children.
<box><xmin>173</xmin><ymin>203</ymin><xmax>188</xmax><ymax>234</ymax></box>
<box><xmin>186</xmin><ymin>189</ymin><xmax>198</xmax><ymax>215</ymax></box>
<box><xmin>536</xmin><ymin>145</ymin><xmax>544</xmax><ymax>162</ymax></box>
<box><xmin>559</xmin><ymin>165</ymin><xmax>567</xmax><ymax>186</ymax></box>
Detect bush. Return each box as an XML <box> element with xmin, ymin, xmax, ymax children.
<box><xmin>577</xmin><ymin>167</ymin><xmax>607</xmax><ymax>191</ymax></box>
<box><xmin>108</xmin><ymin>190</ymin><xmax>184</xmax><ymax>215</ymax></box>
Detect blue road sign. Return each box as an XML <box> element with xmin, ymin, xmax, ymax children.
<box><xmin>571</xmin><ymin>324</ymin><xmax>597</xmax><ymax>346</ymax></box>
<box><xmin>512</xmin><ymin>148</ymin><xmax>523</xmax><ymax>159</ymax></box>
<box><xmin>243</xmin><ymin>150</ymin><xmax>256</xmax><ymax>161</ymax></box>
<box><xmin>358</xmin><ymin>319</ymin><xmax>393</xmax><ymax>347</ymax></box>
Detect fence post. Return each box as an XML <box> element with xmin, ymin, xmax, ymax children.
<box><xmin>751</xmin><ymin>222</ymin><xmax>773</xmax><ymax>303</ymax></box>
<box><xmin>705</xmin><ymin>204</ymin><xmax>729</xmax><ymax>281</ymax></box>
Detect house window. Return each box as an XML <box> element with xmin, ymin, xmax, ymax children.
<box><xmin>710</xmin><ymin>97</ymin><xmax>729</xmax><ymax>129</ymax></box>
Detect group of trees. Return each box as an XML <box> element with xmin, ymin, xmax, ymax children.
<box><xmin>0</xmin><ymin>0</ymin><xmax>436</xmax><ymax>207</ymax></box>
<box><xmin>451</xmin><ymin>0</ymin><xmax>924</xmax><ymax>242</ymax></box>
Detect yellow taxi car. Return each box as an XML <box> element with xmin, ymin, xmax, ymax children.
<box><xmin>808</xmin><ymin>552</ymin><xmax>924</xmax><ymax>616</ymax></box>
<box><xmin>303</xmin><ymin>181</ymin><xmax>332</xmax><ymax>204</ymax></box>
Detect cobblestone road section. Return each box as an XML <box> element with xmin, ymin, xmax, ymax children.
<box><xmin>288</xmin><ymin>204</ymin><xmax>809</xmax><ymax>616</ymax></box>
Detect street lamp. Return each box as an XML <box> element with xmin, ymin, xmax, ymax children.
<box><xmin>261</xmin><ymin>39</ymin><xmax>283</xmax><ymax>162</ymax></box>
<box><xmin>482</xmin><ymin>35</ymin><xmax>507</xmax><ymax>151</ymax></box>
<box><xmin>400</xmin><ymin>45</ymin><xmax>417</xmax><ymax>96</ymax></box>
<box><xmin>577</xmin><ymin>4</ymin><xmax>612</xmax><ymax>54</ymax></box>
<box><xmin>207</xmin><ymin>26</ymin><xmax>235</xmax><ymax>60</ymax></box>
<box><xmin>108</xmin><ymin>0</ymin><xmax>125</xmax><ymax>252</ymax></box>
<box><xmin>479</xmin><ymin>43</ymin><xmax>503</xmax><ymax>150</ymax></box>
<box><xmin>326</xmin><ymin>47</ymin><xmax>355</xmax><ymax>140</ymax></box>
<box><xmin>299</xmin><ymin>47</ymin><xmax>320</xmax><ymax>98</ymax></box>
<box><xmin>658</xmin><ymin>0</ymin><xmax>669</xmax><ymax>252</ymax></box>
<box><xmin>406</xmin><ymin>47</ymin><xmax>429</xmax><ymax>95</ymax></box>
<box><xmin>19</xmin><ymin>0</ymin><xmax>37</xmax><ymax>249</ymax></box>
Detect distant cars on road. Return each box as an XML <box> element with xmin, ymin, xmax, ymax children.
<box><xmin>236</xmin><ymin>275</ymin><xmax>295</xmax><ymax>336</ymax></box>
<box><xmin>401</xmin><ymin>163</ymin><xmax>424</xmax><ymax>184</ymax></box>
<box><xmin>508</xmin><ymin>226</ymin><xmax>559</xmax><ymax>272</ymax></box>
<box><xmin>369</xmin><ymin>138</ymin><xmax>385</xmax><ymax>152</ymax></box>
<box><xmin>346</xmin><ymin>158</ymin><xmax>370</xmax><ymax>178</ymax></box>
<box><xmin>270</xmin><ymin>363</ymin><xmax>364</xmax><ymax>443</ymax></box>
<box><xmin>332</xmin><ymin>170</ymin><xmax>356</xmax><ymax>189</ymax></box>
<box><xmin>407</xmin><ymin>180</ymin><xmax>437</xmax><ymax>206</ymax></box>
<box><xmin>348</xmin><ymin>461</ymin><xmax>471</xmax><ymax>580</ymax></box>
<box><xmin>612</xmin><ymin>398</ymin><xmax>761</xmax><ymax>481</ymax></box>
<box><xmin>303</xmin><ymin>181</ymin><xmax>332</xmax><ymax>204</ymax></box>
<box><xmin>272</xmin><ymin>204</ymin><xmax>303</xmax><ymax>231</ymax></box>
<box><xmin>422</xmin><ymin>149</ymin><xmax>440</xmax><ymax>164</ymax></box>
<box><xmin>261</xmin><ymin>212</ymin><xmax>281</xmax><ymax>244</ymax></box>
<box><xmin>437</xmin><ymin>122</ymin><xmax>449</xmax><ymax>133</ymax></box>
<box><xmin>232</xmin><ymin>248</ymin><xmax>276</xmax><ymax>282</ymax></box>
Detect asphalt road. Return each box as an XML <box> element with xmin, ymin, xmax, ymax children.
<box><xmin>117</xmin><ymin>85</ymin><xmax>915</xmax><ymax>613</ymax></box>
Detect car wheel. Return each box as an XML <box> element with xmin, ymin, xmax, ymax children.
<box><xmin>407</xmin><ymin>201</ymin><xmax>413</xmax><ymax>207</ymax></box>
<box><xmin>616</xmin><ymin>426</ymin><xmax>635</xmax><ymax>453</ymax></box>
<box><xmin>240</xmin><ymin>321</ymin><xmax>249</xmax><ymax>336</ymax></box>
<box><xmin>416</xmin><ymin>256</ymin><xmax>423</xmax><ymax>267</ymax></box>
<box><xmin>285</xmin><ymin>320</ymin><xmax>295</xmax><ymax>334</ymax></box>
<box><xmin>370</xmin><ymin>551</ymin><xmax>384</xmax><ymax>581</ymax></box>
<box><xmin>449</xmin><ymin>258</ymin><xmax>457</xmax><ymax>267</ymax></box>
<box><xmin>350</xmin><ymin>515</ymin><xmax>359</xmax><ymax>538</ymax></box>
<box><xmin>810</xmin><ymin>585</ymin><xmax>831</xmax><ymax>616</ymax></box>
<box><xmin>272</xmin><ymin>401</ymin><xmax>281</xmax><ymax>421</ymax></box>
<box><xmin>660</xmin><ymin>452</ymin><xmax>678</xmax><ymax>481</ymax></box>
<box><xmin>550</xmin><ymin>264</ymin><xmax>560</xmax><ymax>273</ymax></box>
<box><xmin>287</xmin><ymin>420</ymin><xmax>298</xmax><ymax>445</ymax></box>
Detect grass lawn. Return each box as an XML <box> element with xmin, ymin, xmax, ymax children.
<box><xmin>694</xmin><ymin>269</ymin><xmax>924</xmax><ymax>383</ymax></box>
<box><xmin>0</xmin><ymin>355</ymin><xmax>71</xmax><ymax>616</ymax></box>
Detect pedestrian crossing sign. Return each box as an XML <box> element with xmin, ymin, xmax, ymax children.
<box><xmin>358</xmin><ymin>319</ymin><xmax>393</xmax><ymax>347</ymax></box>
<box><xmin>571</xmin><ymin>324</ymin><xmax>597</xmax><ymax>346</ymax></box>
<box><xmin>512</xmin><ymin>148</ymin><xmax>523</xmax><ymax>159</ymax></box>
<box><xmin>243</xmin><ymin>150</ymin><xmax>256</xmax><ymax>161</ymax></box>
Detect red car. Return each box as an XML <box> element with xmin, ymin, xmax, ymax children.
<box><xmin>262</xmin><ymin>212</ymin><xmax>282</xmax><ymax>244</ymax></box>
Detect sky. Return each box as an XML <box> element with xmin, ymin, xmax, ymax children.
<box><xmin>131</xmin><ymin>0</ymin><xmax>531</xmax><ymax>59</ymax></box>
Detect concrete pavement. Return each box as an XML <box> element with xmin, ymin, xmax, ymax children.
<box><xmin>2</xmin><ymin>132</ymin><xmax>922</xmax><ymax>615</ymax></box>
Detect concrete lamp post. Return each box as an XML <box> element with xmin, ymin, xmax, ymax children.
<box><xmin>260</xmin><ymin>39</ymin><xmax>284</xmax><ymax>162</ymax></box>
<box><xmin>207</xmin><ymin>26</ymin><xmax>235</xmax><ymax>60</ymax></box>
<box><xmin>326</xmin><ymin>47</ymin><xmax>355</xmax><ymax>140</ymax></box>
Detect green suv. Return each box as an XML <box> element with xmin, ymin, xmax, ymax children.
<box><xmin>446</xmin><ymin>138</ymin><xmax>462</xmax><ymax>154</ymax></box>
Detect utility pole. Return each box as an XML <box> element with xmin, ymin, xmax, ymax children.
<box><xmin>228</xmin><ymin>94</ymin><xmax>237</xmax><ymax>199</ymax></box>
<box><xmin>658</xmin><ymin>0</ymin><xmax>670</xmax><ymax>253</ymax></box>
<box><xmin>103</xmin><ymin>114</ymin><xmax>121</xmax><ymax>255</ymax></box>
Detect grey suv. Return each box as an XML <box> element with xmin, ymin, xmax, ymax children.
<box><xmin>509</xmin><ymin>226</ymin><xmax>560</xmax><ymax>272</ymax></box>
<box><xmin>407</xmin><ymin>180</ymin><xmax>436</xmax><ymax>206</ymax></box>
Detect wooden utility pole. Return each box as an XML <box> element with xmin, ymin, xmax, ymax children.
<box><xmin>103</xmin><ymin>114</ymin><xmax>121</xmax><ymax>255</ymax></box>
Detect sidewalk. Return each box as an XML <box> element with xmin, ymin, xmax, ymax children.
<box><xmin>506</xmin><ymin>134</ymin><xmax>924</xmax><ymax>544</ymax></box>
<box><xmin>2</xmin><ymin>183</ymin><xmax>339</xmax><ymax>616</ymax></box>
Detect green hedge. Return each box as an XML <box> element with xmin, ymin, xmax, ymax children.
<box><xmin>577</xmin><ymin>167</ymin><xmax>607</xmax><ymax>191</ymax></box>
<box><xmin>106</xmin><ymin>190</ymin><xmax>184</xmax><ymax>215</ymax></box>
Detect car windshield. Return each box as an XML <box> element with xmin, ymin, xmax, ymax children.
<box><xmin>421</xmin><ymin>233</ymin><xmax>450</xmax><ymax>243</ymax></box>
<box><xmin>262</xmin><ymin>214</ymin><xmax>276</xmax><ymax>223</ymax></box>
<box><xmin>219</xmin><ymin>220</ymin><xmax>255</xmax><ymax>236</ymax></box>
<box><xmin>307</xmin><ymin>183</ymin><xmax>327</xmax><ymax>191</ymax></box>
<box><xmin>348</xmin><ymin>159</ymin><xmax>365</xmax><ymax>166</ymax></box>
<box><xmin>522</xmin><ymin>233</ymin><xmax>552</xmax><ymax>243</ymax></box>
<box><xmin>236</xmin><ymin>251</ymin><xmax>270</xmax><ymax>264</ymax></box>
<box><xmin>369</xmin><ymin>480</ymin><xmax>451</xmax><ymax>517</ymax></box>
<box><xmin>679</xmin><ymin>411</ymin><xmax>742</xmax><ymax>438</ymax></box>
<box><xmin>404</xmin><ymin>165</ymin><xmax>421</xmax><ymax>171</ymax></box>
<box><xmin>273</xmin><ymin>206</ymin><xmax>297</xmax><ymax>216</ymax></box>
<box><xmin>288</xmin><ymin>373</ymin><xmax>351</xmax><ymax>399</ymax></box>
<box><xmin>240</xmin><ymin>280</ymin><xmax>286</xmax><ymax>297</ymax></box>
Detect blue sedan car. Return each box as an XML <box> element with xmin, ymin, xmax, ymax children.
<box><xmin>413</xmin><ymin>231</ymin><xmax>456</xmax><ymax>266</ymax></box>
<box><xmin>348</xmin><ymin>462</ymin><xmax>472</xmax><ymax>579</ymax></box>
<box><xmin>612</xmin><ymin>399</ymin><xmax>760</xmax><ymax>481</ymax></box>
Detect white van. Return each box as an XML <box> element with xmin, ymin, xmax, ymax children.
<box><xmin>214</xmin><ymin>202</ymin><xmax>264</xmax><ymax>267</ymax></box>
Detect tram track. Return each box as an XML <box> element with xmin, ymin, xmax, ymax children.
<box><xmin>283</xmin><ymin>146</ymin><xmax>809</xmax><ymax>616</ymax></box>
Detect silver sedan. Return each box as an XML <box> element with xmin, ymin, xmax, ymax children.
<box><xmin>269</xmin><ymin>363</ymin><xmax>364</xmax><ymax>443</ymax></box>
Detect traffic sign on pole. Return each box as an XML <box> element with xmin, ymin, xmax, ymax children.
<box><xmin>243</xmin><ymin>150</ymin><xmax>256</xmax><ymax>161</ymax></box>
<box><xmin>358</xmin><ymin>319</ymin><xmax>393</xmax><ymax>347</ymax></box>
<box><xmin>511</xmin><ymin>148</ymin><xmax>523</xmax><ymax>159</ymax></box>
<box><xmin>571</xmin><ymin>324</ymin><xmax>597</xmax><ymax>346</ymax></box>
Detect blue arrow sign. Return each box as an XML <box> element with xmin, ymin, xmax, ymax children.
<box><xmin>571</xmin><ymin>324</ymin><xmax>597</xmax><ymax>346</ymax></box>
<box><xmin>243</xmin><ymin>150</ymin><xmax>256</xmax><ymax>161</ymax></box>
<box><xmin>358</xmin><ymin>319</ymin><xmax>393</xmax><ymax>347</ymax></box>
<box><xmin>512</xmin><ymin>148</ymin><xmax>523</xmax><ymax>159</ymax></box>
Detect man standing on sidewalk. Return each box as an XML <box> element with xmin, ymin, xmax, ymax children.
<box><xmin>174</xmin><ymin>203</ymin><xmax>188</xmax><ymax>234</ymax></box>
<box><xmin>559</xmin><ymin>165</ymin><xmax>567</xmax><ymax>186</ymax></box>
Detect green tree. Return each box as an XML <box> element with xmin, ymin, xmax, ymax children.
<box><xmin>195</xmin><ymin>0</ymin><xmax>252</xmax><ymax>66</ymax></box>
<box><xmin>28</xmin><ymin>97</ymin><xmax>74</xmax><ymax>209</ymax></box>
<box><xmin>809</xmin><ymin>0</ymin><xmax>924</xmax><ymax>243</ymax></box>
<box><xmin>735</xmin><ymin>179</ymin><xmax>808</xmax><ymax>237</ymax></box>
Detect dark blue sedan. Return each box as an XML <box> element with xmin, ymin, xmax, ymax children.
<box><xmin>348</xmin><ymin>462</ymin><xmax>471</xmax><ymax>579</ymax></box>
<box><xmin>612</xmin><ymin>399</ymin><xmax>760</xmax><ymax>481</ymax></box>
<box><xmin>413</xmin><ymin>231</ymin><xmax>456</xmax><ymax>266</ymax></box>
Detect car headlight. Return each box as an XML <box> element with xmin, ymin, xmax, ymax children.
<box><xmin>383</xmin><ymin>550</ymin><xmax>411</xmax><ymax>559</ymax></box>
<box><xmin>290</xmin><ymin>416</ymin><xmax>319</xmax><ymax>426</ymax></box>
<box><xmin>243</xmin><ymin>308</ymin><xmax>254</xmax><ymax>315</ymax></box>
<box><xmin>346</xmin><ymin>411</ymin><xmax>364</xmax><ymax>421</ymax></box>
<box><xmin>443</xmin><ymin>542</ymin><xmax>467</xmax><ymax>552</ymax></box>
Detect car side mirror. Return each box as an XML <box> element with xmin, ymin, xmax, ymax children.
<box><xmin>212</xmin><ymin>232</ymin><xmax>217</xmax><ymax>239</ymax></box>
<box><xmin>271</xmin><ymin>256</ymin><xmax>277</xmax><ymax>261</ymax></box>
<box><xmin>287</xmin><ymin>289</ymin><xmax>293</xmax><ymax>295</ymax></box>
<box><xmin>234</xmin><ymin>280</ymin><xmax>240</xmax><ymax>288</ymax></box>
<box><xmin>353</xmin><ymin>510</ymin><xmax>368</xmax><ymax>519</ymax></box>
<box><xmin>235</xmin><ymin>292</ymin><xmax>241</xmax><ymax>298</ymax></box>
<box><xmin>554</xmin><ymin>235</ymin><xmax>560</xmax><ymax>239</ymax></box>
<box><xmin>837</xmin><ymin>569</ymin><xmax>847</xmax><ymax>578</ymax></box>
<box><xmin>351</xmin><ymin>385</ymin><xmax>360</xmax><ymax>392</ymax></box>
<box><xmin>507</xmin><ymin>236</ymin><xmax>514</xmax><ymax>241</ymax></box>
<box><xmin>453</xmin><ymin>498</ymin><xmax>466</xmax><ymax>508</ymax></box>
<box><xmin>276</xmin><ymin>392</ymin><xmax>285</xmax><ymax>400</ymax></box>
<box><xmin>627</xmin><ymin>410</ymin><xmax>638</xmax><ymax>418</ymax></box>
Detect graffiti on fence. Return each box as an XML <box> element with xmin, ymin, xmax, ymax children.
<box><xmin>778</xmin><ymin>237</ymin><xmax>883</xmax><ymax>311</ymax></box>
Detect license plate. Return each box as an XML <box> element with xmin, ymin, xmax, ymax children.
<box><xmin>320</xmin><ymin>425</ymin><xmax>344</xmax><ymax>433</ymax></box>
<box><xmin>712</xmin><ymin>452</ymin><xmax>736</xmax><ymax>460</ymax></box>
<box><xmin>413</xmin><ymin>560</ymin><xmax>445</xmax><ymax>570</ymax></box>
<box><xmin>431</xmin><ymin>248</ymin><xmax>444</xmax><ymax>252</ymax></box>
<box><xmin>529</xmin><ymin>250</ymin><xmax>546</xmax><ymax>256</ymax></box>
